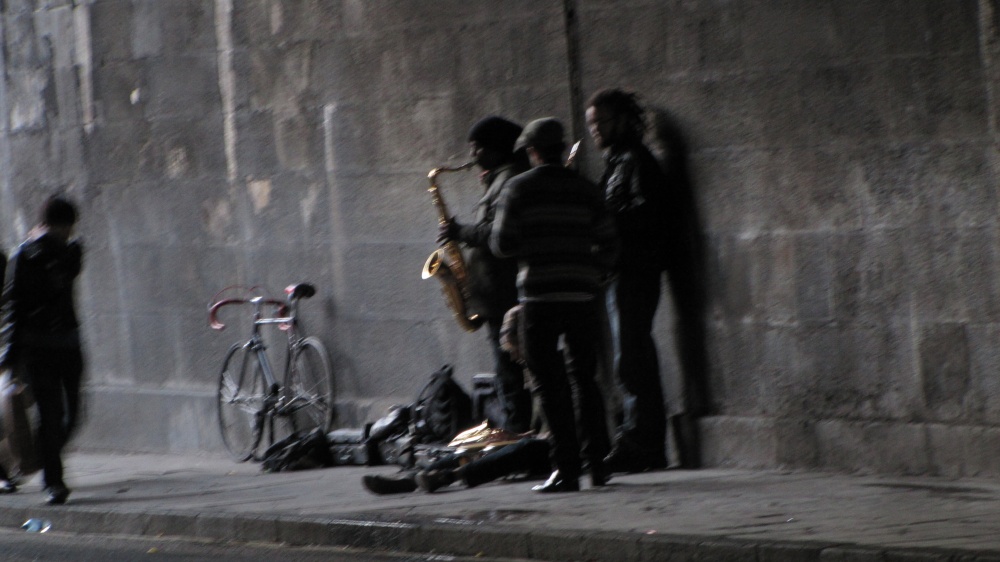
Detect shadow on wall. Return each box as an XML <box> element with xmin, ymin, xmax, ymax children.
<box><xmin>648</xmin><ymin>107</ymin><xmax>712</xmax><ymax>466</ymax></box>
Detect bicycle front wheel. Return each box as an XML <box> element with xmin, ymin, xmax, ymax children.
<box><xmin>283</xmin><ymin>337</ymin><xmax>335</xmax><ymax>434</ymax></box>
<box><xmin>217</xmin><ymin>343</ymin><xmax>267</xmax><ymax>461</ymax></box>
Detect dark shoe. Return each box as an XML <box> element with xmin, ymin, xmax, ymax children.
<box><xmin>415</xmin><ymin>469</ymin><xmax>456</xmax><ymax>493</ymax></box>
<box><xmin>0</xmin><ymin>480</ymin><xmax>17</xmax><ymax>494</ymax></box>
<box><xmin>590</xmin><ymin>461</ymin><xmax>609</xmax><ymax>487</ymax></box>
<box><xmin>362</xmin><ymin>473</ymin><xmax>417</xmax><ymax>495</ymax></box>
<box><xmin>45</xmin><ymin>486</ymin><xmax>70</xmax><ymax>505</ymax></box>
<box><xmin>604</xmin><ymin>445</ymin><xmax>667</xmax><ymax>474</ymax></box>
<box><xmin>531</xmin><ymin>471</ymin><xmax>579</xmax><ymax>493</ymax></box>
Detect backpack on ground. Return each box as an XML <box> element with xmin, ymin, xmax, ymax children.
<box><xmin>410</xmin><ymin>364</ymin><xmax>472</xmax><ymax>444</ymax></box>
<box><xmin>260</xmin><ymin>427</ymin><xmax>334</xmax><ymax>473</ymax></box>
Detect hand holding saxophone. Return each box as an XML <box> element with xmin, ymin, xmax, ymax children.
<box><xmin>437</xmin><ymin>216</ymin><xmax>461</xmax><ymax>244</ymax></box>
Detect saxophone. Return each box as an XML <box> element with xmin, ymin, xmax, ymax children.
<box><xmin>421</xmin><ymin>161</ymin><xmax>485</xmax><ymax>332</ymax></box>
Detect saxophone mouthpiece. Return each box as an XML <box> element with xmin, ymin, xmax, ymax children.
<box><xmin>429</xmin><ymin>161</ymin><xmax>475</xmax><ymax>177</ymax></box>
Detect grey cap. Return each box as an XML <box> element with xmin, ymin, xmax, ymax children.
<box><xmin>514</xmin><ymin>117</ymin><xmax>565</xmax><ymax>152</ymax></box>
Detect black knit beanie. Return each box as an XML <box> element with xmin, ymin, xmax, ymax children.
<box><xmin>467</xmin><ymin>116</ymin><xmax>523</xmax><ymax>157</ymax></box>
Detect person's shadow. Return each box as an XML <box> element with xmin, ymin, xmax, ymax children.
<box><xmin>649</xmin><ymin>107</ymin><xmax>712</xmax><ymax>469</ymax></box>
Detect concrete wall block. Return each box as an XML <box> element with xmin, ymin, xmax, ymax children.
<box><xmin>921</xmin><ymin>143</ymin><xmax>997</xmax><ymax>229</ymax></box>
<box><xmin>334</xmin><ymin>316</ymin><xmax>489</xmax><ymax>400</ymax></box>
<box><xmin>758</xmin><ymin>325</ymin><xmax>804</xmax><ymax>417</ymax></box>
<box><xmin>700</xmin><ymin>416</ymin><xmax>777</xmax><ymax>468</ymax></box>
<box><xmin>815</xmin><ymin>420</ymin><xmax>931</xmax><ymax>475</ymax></box>
<box><xmin>909</xmin><ymin>55</ymin><xmax>988</xmax><ymax>139</ymax></box>
<box><xmin>8</xmin><ymin>130</ymin><xmax>58</xmax><ymax>187</ymax></box>
<box><xmin>455</xmin><ymin>18</ymin><xmax>568</xmax><ymax>92</ymax></box>
<box><xmin>856</xmin><ymin>322</ymin><xmax>921</xmax><ymax>420</ymax></box>
<box><xmin>52</xmin><ymin>64</ymin><xmax>82</xmax><ymax>129</ymax></box>
<box><xmin>741</xmin><ymin>0</ymin><xmax>843</xmax><ymax>68</ymax></box>
<box><xmin>852</xmin><ymin>229</ymin><xmax>912</xmax><ymax>323</ymax></box>
<box><xmin>7</xmin><ymin>68</ymin><xmax>50</xmax><ymax>133</ymax></box>
<box><xmin>830</xmin><ymin>232</ymin><xmax>863</xmax><ymax>324</ymax></box>
<box><xmin>341</xmin><ymin>242</ymin><xmax>452</xmax><ymax>321</ymax></box>
<box><xmin>92</xmin><ymin>59</ymin><xmax>144</xmax><ymax>125</ymax></box>
<box><xmin>795</xmin><ymin>64</ymin><xmax>891</xmax><ymax>143</ymax></box>
<box><xmin>857</xmin><ymin>145</ymin><xmax>932</xmax><ymax>229</ymax></box>
<box><xmin>83</xmin><ymin>312</ymin><xmax>135</xmax><ymax>386</ymax></box>
<box><xmin>693</xmin><ymin>149</ymin><xmax>769</xmax><ymax>232</ymax></box>
<box><xmin>792</xmin><ymin>326</ymin><xmax>867</xmax><ymax>419</ymax></box>
<box><xmin>145</xmin><ymin>117</ymin><xmax>227</xmax><ymax>182</ymax></box>
<box><xmin>928</xmin><ymin>424</ymin><xmax>1000</xmax><ymax>478</ymax></box>
<box><xmin>338</xmin><ymin>172</ymin><xmax>447</xmax><ymax>244</ymax></box>
<box><xmin>235</xmin><ymin>172</ymin><xmax>332</xmax><ymax>245</ymax></box>
<box><xmin>774</xmin><ymin>418</ymin><xmax>819</xmax><ymax>469</ymax></box>
<box><xmin>795</xmin><ymin>233</ymin><xmax>834</xmax><ymax>323</ymax></box>
<box><xmin>751</xmin><ymin>233</ymin><xmax>796</xmax><ymax>324</ymax></box>
<box><xmin>90</xmin><ymin>0</ymin><xmax>134</xmax><ymax>64</ymax></box>
<box><xmin>130</xmin><ymin>0</ymin><xmax>163</xmax><ymax>59</ymax></box>
<box><xmin>85</xmin><ymin>120</ymin><xmax>152</xmax><ymax>186</ymax></box>
<box><xmin>75</xmin><ymin>387</ymin><xmax>198</xmax><ymax>452</ymax></box>
<box><xmin>709</xmin><ymin>323</ymin><xmax>765</xmax><ymax>416</ymax></box>
<box><xmin>967</xmin><ymin>324</ymin><xmax>1000</xmax><ymax>424</ymax></box>
<box><xmin>273</xmin><ymin>109</ymin><xmax>324</xmax><ymax>171</ymax></box>
<box><xmin>917</xmin><ymin>322</ymin><xmax>971</xmax><ymax>422</ymax></box>
<box><xmin>153</xmin><ymin>0</ymin><xmax>216</xmax><ymax>55</ymax></box>
<box><xmin>3</xmin><ymin>11</ymin><xmax>46</xmax><ymax>70</ymax></box>
<box><xmin>683</xmin><ymin>75</ymin><xmax>766</xmax><ymax>149</ymax></box>
<box><xmin>765</xmin><ymin>148</ymin><xmax>864</xmax><ymax>231</ymax></box>
<box><xmin>143</xmin><ymin>54</ymin><xmax>221</xmax><ymax>120</ymax></box>
<box><xmin>234</xmin><ymin>109</ymin><xmax>280</xmax><ymax>176</ymax></box>
<box><xmin>128</xmin><ymin>312</ymin><xmax>180</xmax><ymax>385</ymax></box>
<box><xmin>375</xmin><ymin>97</ymin><xmax>463</xmax><ymax>171</ymax></box>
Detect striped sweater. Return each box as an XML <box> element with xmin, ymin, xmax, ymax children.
<box><xmin>490</xmin><ymin>164</ymin><xmax>618</xmax><ymax>302</ymax></box>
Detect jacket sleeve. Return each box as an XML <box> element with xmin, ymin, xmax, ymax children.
<box><xmin>0</xmin><ymin>251</ymin><xmax>21</xmax><ymax>368</ymax></box>
<box><xmin>594</xmin><ymin>194</ymin><xmax>620</xmax><ymax>276</ymax></box>
<box><xmin>489</xmin><ymin>180</ymin><xmax>520</xmax><ymax>259</ymax></box>
<box><xmin>457</xmin><ymin>169</ymin><xmax>514</xmax><ymax>249</ymax></box>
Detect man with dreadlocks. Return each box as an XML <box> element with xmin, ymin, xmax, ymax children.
<box><xmin>586</xmin><ymin>88</ymin><xmax>671</xmax><ymax>473</ymax></box>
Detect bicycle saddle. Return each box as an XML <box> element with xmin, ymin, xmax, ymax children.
<box><xmin>286</xmin><ymin>283</ymin><xmax>316</xmax><ymax>300</ymax></box>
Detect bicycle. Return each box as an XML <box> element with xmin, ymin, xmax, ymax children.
<box><xmin>208</xmin><ymin>283</ymin><xmax>335</xmax><ymax>462</ymax></box>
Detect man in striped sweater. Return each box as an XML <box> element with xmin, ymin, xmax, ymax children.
<box><xmin>490</xmin><ymin>118</ymin><xmax>617</xmax><ymax>493</ymax></box>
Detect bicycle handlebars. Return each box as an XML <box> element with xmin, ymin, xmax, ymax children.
<box><xmin>208</xmin><ymin>283</ymin><xmax>318</xmax><ymax>331</ymax></box>
<box><xmin>208</xmin><ymin>298</ymin><xmax>287</xmax><ymax>331</ymax></box>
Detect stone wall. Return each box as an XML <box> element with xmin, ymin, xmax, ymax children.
<box><xmin>1</xmin><ymin>0</ymin><xmax>997</xmax><ymax>477</ymax></box>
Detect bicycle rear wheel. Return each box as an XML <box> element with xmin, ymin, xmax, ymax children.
<box><xmin>283</xmin><ymin>337</ymin><xmax>335</xmax><ymax>434</ymax></box>
<box><xmin>217</xmin><ymin>343</ymin><xmax>267</xmax><ymax>461</ymax></box>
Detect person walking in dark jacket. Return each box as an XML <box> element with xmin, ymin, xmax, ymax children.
<box><xmin>491</xmin><ymin>118</ymin><xmax>617</xmax><ymax>492</ymax></box>
<box><xmin>586</xmin><ymin>88</ymin><xmax>671</xmax><ymax>473</ymax></box>
<box><xmin>439</xmin><ymin>116</ymin><xmax>532</xmax><ymax>433</ymax></box>
<box><xmin>0</xmin><ymin>248</ymin><xmax>12</xmax><ymax>495</ymax></box>
<box><xmin>0</xmin><ymin>196</ymin><xmax>84</xmax><ymax>505</ymax></box>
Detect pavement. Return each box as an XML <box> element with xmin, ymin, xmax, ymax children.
<box><xmin>1</xmin><ymin>452</ymin><xmax>1000</xmax><ymax>561</ymax></box>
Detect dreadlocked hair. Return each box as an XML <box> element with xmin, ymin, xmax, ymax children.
<box><xmin>587</xmin><ymin>88</ymin><xmax>646</xmax><ymax>143</ymax></box>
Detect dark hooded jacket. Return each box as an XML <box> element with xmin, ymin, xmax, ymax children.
<box><xmin>0</xmin><ymin>233</ymin><xmax>83</xmax><ymax>367</ymax></box>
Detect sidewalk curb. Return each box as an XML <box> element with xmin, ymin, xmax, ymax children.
<box><xmin>0</xmin><ymin>503</ymin><xmax>993</xmax><ymax>561</ymax></box>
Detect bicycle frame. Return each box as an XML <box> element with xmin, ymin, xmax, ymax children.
<box><xmin>213</xmin><ymin>283</ymin><xmax>333</xmax><ymax>461</ymax></box>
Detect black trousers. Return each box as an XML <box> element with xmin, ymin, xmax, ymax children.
<box><xmin>607</xmin><ymin>269</ymin><xmax>667</xmax><ymax>458</ymax></box>
<box><xmin>486</xmin><ymin>316</ymin><xmax>532</xmax><ymax>433</ymax></box>
<box><xmin>22</xmin><ymin>346</ymin><xmax>83</xmax><ymax>489</ymax></box>
<box><xmin>521</xmin><ymin>300</ymin><xmax>610</xmax><ymax>480</ymax></box>
<box><xmin>459</xmin><ymin>438</ymin><xmax>550</xmax><ymax>487</ymax></box>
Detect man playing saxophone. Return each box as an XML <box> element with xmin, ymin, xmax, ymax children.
<box><xmin>437</xmin><ymin>116</ymin><xmax>532</xmax><ymax>433</ymax></box>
